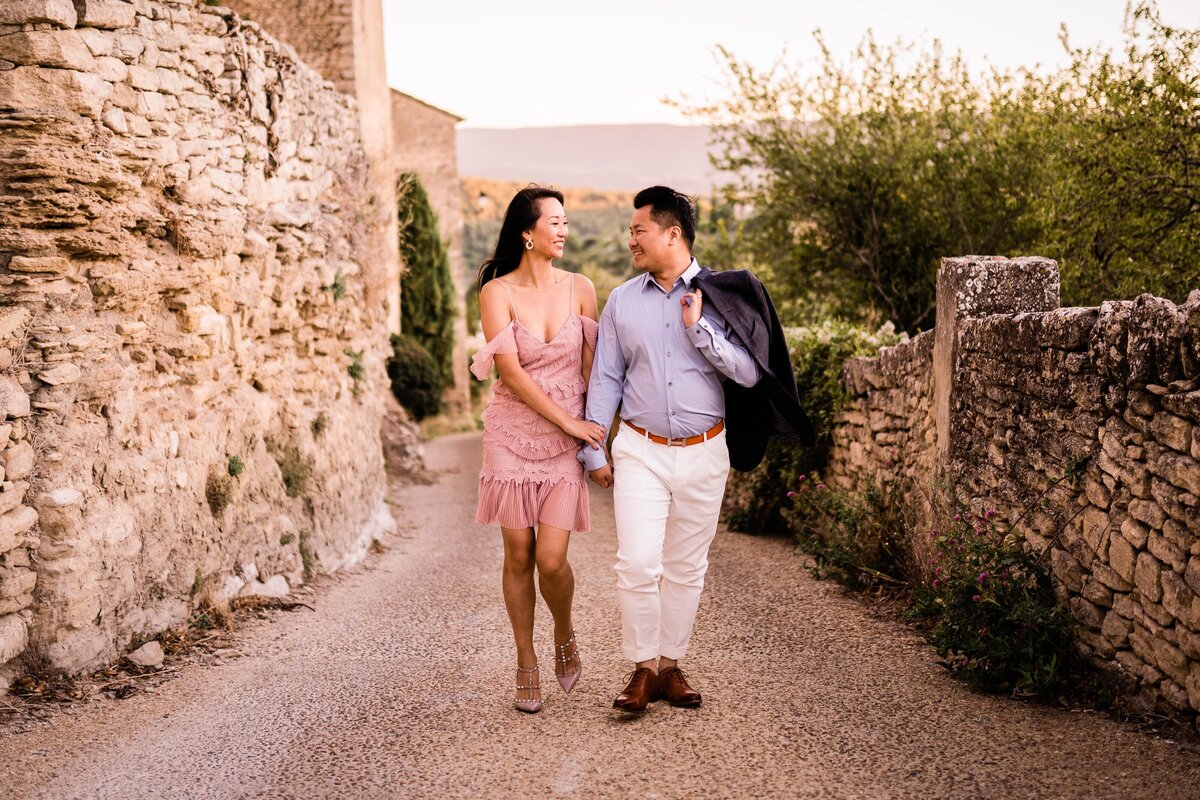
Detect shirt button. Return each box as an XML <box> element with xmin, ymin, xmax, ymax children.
<box><xmin>665</xmin><ymin>323</ymin><xmax>670</xmax><ymax>328</ymax></box>
<box><xmin>666</xmin><ymin>352</ymin><xmax>671</xmax><ymax>357</ymax></box>
<box><xmin>671</xmin><ymin>411</ymin><xmax>676</xmax><ymax>416</ymax></box>
<box><xmin>668</xmin><ymin>381</ymin><xmax>673</xmax><ymax>387</ymax></box>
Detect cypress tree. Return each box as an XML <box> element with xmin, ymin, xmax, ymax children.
<box><xmin>397</xmin><ymin>172</ymin><xmax>456</xmax><ymax>385</ymax></box>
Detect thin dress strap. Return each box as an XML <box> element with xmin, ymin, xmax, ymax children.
<box><xmin>567</xmin><ymin>273</ymin><xmax>574</xmax><ymax>317</ymax></box>
<box><xmin>497</xmin><ymin>281</ymin><xmax>520</xmax><ymax>325</ymax></box>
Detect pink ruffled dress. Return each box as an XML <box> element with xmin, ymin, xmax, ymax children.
<box><xmin>470</xmin><ymin>283</ymin><xmax>599</xmax><ymax>532</ymax></box>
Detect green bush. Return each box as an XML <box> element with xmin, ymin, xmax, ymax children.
<box><xmin>723</xmin><ymin>319</ymin><xmax>902</xmax><ymax>534</ymax></box>
<box><xmin>782</xmin><ymin>470</ymin><xmax>913</xmax><ymax>589</ymax></box>
<box><xmin>397</xmin><ymin>172</ymin><xmax>456</xmax><ymax>386</ymax></box>
<box><xmin>387</xmin><ymin>333</ymin><xmax>442</xmax><ymax>421</ymax></box>
<box><xmin>909</xmin><ymin>510</ymin><xmax>1079</xmax><ymax>697</ymax></box>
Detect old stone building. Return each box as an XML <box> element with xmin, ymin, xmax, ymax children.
<box><xmin>390</xmin><ymin>89</ymin><xmax>468</xmax><ymax>409</ymax></box>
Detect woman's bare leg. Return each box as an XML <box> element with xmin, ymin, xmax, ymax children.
<box><xmin>502</xmin><ymin>526</ymin><xmax>540</xmax><ymax>701</ymax></box>
<box><xmin>535</xmin><ymin>524</ymin><xmax>579</xmax><ymax>673</ymax></box>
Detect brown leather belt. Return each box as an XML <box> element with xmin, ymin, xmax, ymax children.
<box><xmin>623</xmin><ymin>419</ymin><xmax>724</xmax><ymax>447</ymax></box>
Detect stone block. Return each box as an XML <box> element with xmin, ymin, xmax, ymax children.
<box><xmin>1135</xmin><ymin>551</ymin><xmax>1164</xmax><ymax>603</ymax></box>
<box><xmin>1153</xmin><ymin>449</ymin><xmax>1200</xmax><ymax>496</ymax></box>
<box><xmin>0</xmin><ymin>482</ymin><xmax>28</xmax><ymax>516</ymax></box>
<box><xmin>75</xmin><ymin>26</ymin><xmax>111</xmax><ymax>56</ymax></box>
<box><xmin>1120</xmin><ymin>517</ymin><xmax>1150</xmax><ymax>549</ymax></box>
<box><xmin>1153</xmin><ymin>638</ymin><xmax>1191</xmax><ymax>685</ymax></box>
<box><xmin>3</xmin><ymin>441</ymin><xmax>35</xmax><ymax>482</ymax></box>
<box><xmin>1186</xmin><ymin>556</ymin><xmax>1200</xmax><ymax>595</ymax></box>
<box><xmin>1178</xmin><ymin>626</ymin><xmax>1200</xmax><ymax>660</ymax></box>
<box><xmin>0</xmin><ymin>30</ymin><xmax>95</xmax><ymax>70</ymax></box>
<box><xmin>1069</xmin><ymin>596</ymin><xmax>1104</xmax><ymax>629</ymax></box>
<box><xmin>0</xmin><ymin>377</ymin><xmax>30</xmax><ymax>419</ymax></box>
<box><xmin>1160</xmin><ymin>679</ymin><xmax>1191</xmax><ymax>711</ymax></box>
<box><xmin>0</xmin><ymin>506</ymin><xmax>37</xmax><ymax>553</ymax></box>
<box><xmin>1109</xmin><ymin>533</ymin><xmax>1137</xmax><ymax>584</ymax></box>
<box><xmin>1147</xmin><ymin>532</ymin><xmax>1185</xmax><ymax>573</ymax></box>
<box><xmin>0</xmin><ymin>66</ymin><xmax>111</xmax><ymax>118</ymax></box>
<box><xmin>1081</xmin><ymin>506</ymin><xmax>1109</xmax><ymax>558</ymax></box>
<box><xmin>0</xmin><ymin>568</ymin><xmax>36</xmax><ymax>600</ymax></box>
<box><xmin>1101</xmin><ymin>610</ymin><xmax>1133</xmax><ymax>647</ymax></box>
<box><xmin>1083</xmin><ymin>476</ymin><xmax>1111</xmax><ymax>510</ymax></box>
<box><xmin>1189</xmin><ymin>664</ymin><xmax>1200</xmax><ymax>710</ymax></box>
<box><xmin>0</xmin><ymin>0</ymin><xmax>77</xmax><ymax>27</ymax></box>
<box><xmin>0</xmin><ymin>308</ymin><xmax>28</xmax><ymax>343</ymax></box>
<box><xmin>1092</xmin><ymin>562</ymin><xmax>1134</xmax><ymax>592</ymax></box>
<box><xmin>1161</xmin><ymin>570</ymin><xmax>1196</xmax><ymax>627</ymax></box>
<box><xmin>1081</xmin><ymin>577</ymin><xmax>1114</xmax><ymax>608</ymax></box>
<box><xmin>1150</xmin><ymin>411</ymin><xmax>1193</xmax><ymax>454</ymax></box>
<box><xmin>1129</xmin><ymin>499</ymin><xmax>1166</xmax><ymax>530</ymax></box>
<box><xmin>37</xmin><ymin>363</ymin><xmax>82</xmax><ymax>386</ymax></box>
<box><xmin>0</xmin><ymin>613</ymin><xmax>27</xmax><ymax>663</ymax></box>
<box><xmin>1047</xmin><ymin>543</ymin><xmax>1082</xmax><ymax>587</ymax></box>
<box><xmin>74</xmin><ymin>0</ymin><xmax>136</xmax><ymax>29</ymax></box>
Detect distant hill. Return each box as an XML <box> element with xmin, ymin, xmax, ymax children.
<box><xmin>456</xmin><ymin>125</ymin><xmax>726</xmax><ymax>194</ymax></box>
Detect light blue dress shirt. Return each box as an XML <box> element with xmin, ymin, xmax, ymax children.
<box><xmin>579</xmin><ymin>259</ymin><xmax>759</xmax><ymax>471</ymax></box>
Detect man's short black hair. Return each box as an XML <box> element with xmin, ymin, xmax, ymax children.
<box><xmin>633</xmin><ymin>185</ymin><xmax>696</xmax><ymax>249</ymax></box>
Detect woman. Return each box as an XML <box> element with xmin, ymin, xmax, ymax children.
<box><xmin>470</xmin><ymin>186</ymin><xmax>605</xmax><ymax>713</ymax></box>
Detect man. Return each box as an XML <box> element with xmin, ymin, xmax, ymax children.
<box><xmin>581</xmin><ymin>186</ymin><xmax>809</xmax><ymax>713</ymax></box>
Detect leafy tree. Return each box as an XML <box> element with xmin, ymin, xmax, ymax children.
<box><xmin>397</xmin><ymin>172</ymin><xmax>456</xmax><ymax>385</ymax></box>
<box><xmin>1039</xmin><ymin>3</ymin><xmax>1200</xmax><ymax>305</ymax></box>
<box><xmin>689</xmin><ymin>1</ymin><xmax>1199</xmax><ymax>330</ymax></box>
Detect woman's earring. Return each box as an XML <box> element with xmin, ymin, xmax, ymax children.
<box><xmin>525</xmin><ymin>239</ymin><xmax>534</xmax><ymax>251</ymax></box>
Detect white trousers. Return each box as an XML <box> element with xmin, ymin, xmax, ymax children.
<box><xmin>611</xmin><ymin>425</ymin><xmax>730</xmax><ymax>663</ymax></box>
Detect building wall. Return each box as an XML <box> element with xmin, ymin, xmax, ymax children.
<box><xmin>0</xmin><ymin>0</ymin><xmax>394</xmax><ymax>683</ymax></box>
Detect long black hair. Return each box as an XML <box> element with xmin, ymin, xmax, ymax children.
<box><xmin>477</xmin><ymin>186</ymin><xmax>564</xmax><ymax>289</ymax></box>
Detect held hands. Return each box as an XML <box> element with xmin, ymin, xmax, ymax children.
<box><xmin>588</xmin><ymin>464</ymin><xmax>613</xmax><ymax>489</ymax></box>
<box><xmin>564</xmin><ymin>418</ymin><xmax>606</xmax><ymax>450</ymax></box>
<box><xmin>680</xmin><ymin>286</ymin><xmax>702</xmax><ymax>328</ymax></box>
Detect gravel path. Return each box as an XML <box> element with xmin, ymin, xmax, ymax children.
<box><xmin>1</xmin><ymin>431</ymin><xmax>1198</xmax><ymax>799</ymax></box>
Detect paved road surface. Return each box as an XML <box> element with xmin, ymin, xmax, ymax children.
<box><xmin>1</xmin><ymin>432</ymin><xmax>1197</xmax><ymax>799</ymax></box>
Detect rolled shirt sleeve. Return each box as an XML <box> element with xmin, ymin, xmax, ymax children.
<box><xmin>687</xmin><ymin>314</ymin><xmax>760</xmax><ymax>388</ymax></box>
<box><xmin>578</xmin><ymin>295</ymin><xmax>625</xmax><ymax>471</ymax></box>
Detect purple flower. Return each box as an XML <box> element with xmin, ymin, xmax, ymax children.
<box><xmin>798</xmin><ymin>474</ymin><xmax>807</xmax><ymax>482</ymax></box>
<box><xmin>985</xmin><ymin>509</ymin><xmax>998</xmax><ymax>519</ymax></box>
<box><xmin>953</xmin><ymin>514</ymin><xmax>962</xmax><ymax>522</ymax></box>
<box><xmin>931</xmin><ymin>578</ymin><xmax>942</xmax><ymax>589</ymax></box>
<box><xmin>977</xmin><ymin>571</ymin><xmax>990</xmax><ymax>584</ymax></box>
<box><xmin>971</xmin><ymin>594</ymin><xmax>981</xmax><ymax>602</ymax></box>
<box><xmin>787</xmin><ymin>491</ymin><xmax>797</xmax><ymax>498</ymax></box>
<box><xmin>817</xmin><ymin>483</ymin><xmax>827</xmax><ymax>491</ymax></box>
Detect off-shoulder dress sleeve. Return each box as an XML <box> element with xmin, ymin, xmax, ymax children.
<box><xmin>580</xmin><ymin>316</ymin><xmax>599</xmax><ymax>351</ymax></box>
<box><xmin>470</xmin><ymin>322</ymin><xmax>518</xmax><ymax>380</ymax></box>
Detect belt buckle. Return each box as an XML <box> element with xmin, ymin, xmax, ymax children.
<box><xmin>666</xmin><ymin>436</ymin><xmax>686</xmax><ymax>447</ymax></box>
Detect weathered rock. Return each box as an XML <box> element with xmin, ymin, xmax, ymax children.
<box><xmin>0</xmin><ymin>0</ymin><xmax>77</xmax><ymax>27</ymax></box>
<box><xmin>0</xmin><ymin>65</ymin><xmax>111</xmax><ymax>118</ymax></box>
<box><xmin>2</xmin><ymin>442</ymin><xmax>35</xmax><ymax>482</ymax></box>
<box><xmin>0</xmin><ymin>614</ymin><xmax>27</xmax><ymax>663</ymax></box>
<box><xmin>74</xmin><ymin>0</ymin><xmax>136</xmax><ymax>29</ymax></box>
<box><xmin>126</xmin><ymin>640</ymin><xmax>164</xmax><ymax>667</ymax></box>
<box><xmin>0</xmin><ymin>377</ymin><xmax>31</xmax><ymax>420</ymax></box>
<box><xmin>1135</xmin><ymin>552</ymin><xmax>1164</xmax><ymax>603</ymax></box>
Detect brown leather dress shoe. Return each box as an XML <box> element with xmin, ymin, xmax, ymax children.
<box><xmin>612</xmin><ymin>667</ymin><xmax>660</xmax><ymax>713</ymax></box>
<box><xmin>658</xmin><ymin>666</ymin><xmax>702</xmax><ymax>707</ymax></box>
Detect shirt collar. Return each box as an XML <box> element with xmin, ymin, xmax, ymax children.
<box><xmin>641</xmin><ymin>258</ymin><xmax>701</xmax><ymax>293</ymax></box>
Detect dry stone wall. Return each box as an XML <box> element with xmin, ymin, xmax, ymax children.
<box><xmin>0</xmin><ymin>0</ymin><xmax>395</xmax><ymax>684</ymax></box>
<box><xmin>828</xmin><ymin>256</ymin><xmax>1200</xmax><ymax>715</ymax></box>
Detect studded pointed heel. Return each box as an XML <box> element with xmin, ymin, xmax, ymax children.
<box><xmin>554</xmin><ymin>633</ymin><xmax>581</xmax><ymax>695</ymax></box>
<box><xmin>515</xmin><ymin>665</ymin><xmax>543</xmax><ymax>713</ymax></box>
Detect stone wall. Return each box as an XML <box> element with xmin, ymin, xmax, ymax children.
<box><xmin>0</xmin><ymin>0</ymin><xmax>395</xmax><ymax>684</ymax></box>
<box><xmin>828</xmin><ymin>256</ymin><xmax>1200</xmax><ymax>715</ymax></box>
<box><xmin>390</xmin><ymin>89</ymin><xmax>468</xmax><ymax>410</ymax></box>
<box><xmin>223</xmin><ymin>0</ymin><xmax>400</xmax><ymax>334</ymax></box>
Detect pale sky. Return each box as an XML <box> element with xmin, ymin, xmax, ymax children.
<box><xmin>382</xmin><ymin>1</ymin><xmax>1200</xmax><ymax>129</ymax></box>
